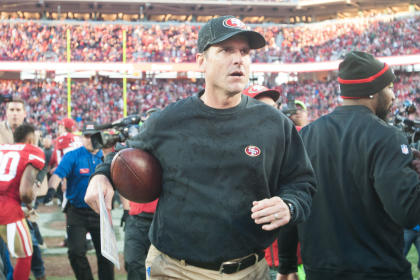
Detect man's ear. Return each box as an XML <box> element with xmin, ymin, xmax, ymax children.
<box><xmin>196</xmin><ymin>53</ymin><xmax>206</xmax><ymax>72</ymax></box>
<box><xmin>367</xmin><ymin>93</ymin><xmax>379</xmax><ymax>113</ymax></box>
<box><xmin>26</xmin><ymin>132</ymin><xmax>35</xmax><ymax>145</ymax></box>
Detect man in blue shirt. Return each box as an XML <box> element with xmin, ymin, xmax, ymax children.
<box><xmin>49</xmin><ymin>122</ymin><xmax>114</xmax><ymax>280</ymax></box>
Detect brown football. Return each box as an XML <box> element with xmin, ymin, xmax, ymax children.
<box><xmin>110</xmin><ymin>148</ymin><xmax>162</xmax><ymax>203</ymax></box>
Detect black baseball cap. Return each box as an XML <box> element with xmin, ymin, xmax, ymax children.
<box><xmin>198</xmin><ymin>15</ymin><xmax>266</xmax><ymax>53</ymax></box>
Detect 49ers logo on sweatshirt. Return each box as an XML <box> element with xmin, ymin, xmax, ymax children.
<box><xmin>223</xmin><ymin>18</ymin><xmax>246</xmax><ymax>29</ymax></box>
<box><xmin>244</xmin><ymin>145</ymin><xmax>261</xmax><ymax>157</ymax></box>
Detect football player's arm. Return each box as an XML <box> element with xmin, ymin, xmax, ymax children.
<box><xmin>20</xmin><ymin>164</ymin><xmax>40</xmax><ymax>205</ymax></box>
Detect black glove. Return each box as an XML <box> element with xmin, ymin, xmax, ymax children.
<box><xmin>43</xmin><ymin>188</ymin><xmax>56</xmax><ymax>204</ymax></box>
<box><xmin>120</xmin><ymin>210</ymin><xmax>129</xmax><ymax>228</ymax></box>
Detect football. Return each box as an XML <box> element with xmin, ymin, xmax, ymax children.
<box><xmin>110</xmin><ymin>148</ymin><xmax>162</xmax><ymax>203</ymax></box>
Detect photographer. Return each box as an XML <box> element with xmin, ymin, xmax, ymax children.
<box><xmin>118</xmin><ymin>108</ymin><xmax>159</xmax><ymax>280</ymax></box>
<box><xmin>395</xmin><ymin>101</ymin><xmax>420</xmax><ymax>273</ymax></box>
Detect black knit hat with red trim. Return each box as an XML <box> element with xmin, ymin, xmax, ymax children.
<box><xmin>338</xmin><ymin>51</ymin><xmax>395</xmax><ymax>98</ymax></box>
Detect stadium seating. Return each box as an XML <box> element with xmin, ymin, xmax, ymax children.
<box><xmin>0</xmin><ymin>13</ymin><xmax>418</xmax><ymax>63</ymax></box>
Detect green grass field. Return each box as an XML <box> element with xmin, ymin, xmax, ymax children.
<box><xmin>408</xmin><ymin>245</ymin><xmax>419</xmax><ymax>279</ymax></box>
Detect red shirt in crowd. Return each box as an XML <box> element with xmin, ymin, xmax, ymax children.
<box><xmin>49</xmin><ymin>133</ymin><xmax>82</xmax><ymax>167</ymax></box>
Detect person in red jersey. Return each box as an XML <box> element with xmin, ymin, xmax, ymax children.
<box><xmin>49</xmin><ymin>118</ymin><xmax>81</xmax><ymax>169</ymax></box>
<box><xmin>0</xmin><ymin>123</ymin><xmax>45</xmax><ymax>280</ymax></box>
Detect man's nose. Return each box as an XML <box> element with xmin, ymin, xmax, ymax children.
<box><xmin>390</xmin><ymin>90</ymin><xmax>396</xmax><ymax>101</ymax></box>
<box><xmin>232</xmin><ymin>50</ymin><xmax>243</xmax><ymax>64</ymax></box>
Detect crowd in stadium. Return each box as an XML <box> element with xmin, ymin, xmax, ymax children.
<box><xmin>0</xmin><ymin>71</ymin><xmax>418</xmax><ymax>137</ymax></box>
<box><xmin>0</xmin><ymin>78</ymin><xmax>203</xmax><ymax>136</ymax></box>
<box><xmin>0</xmin><ymin>13</ymin><xmax>418</xmax><ymax>63</ymax></box>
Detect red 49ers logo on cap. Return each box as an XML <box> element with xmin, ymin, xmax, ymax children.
<box><xmin>245</xmin><ymin>145</ymin><xmax>261</xmax><ymax>157</ymax></box>
<box><xmin>223</xmin><ymin>18</ymin><xmax>246</xmax><ymax>29</ymax></box>
<box><xmin>247</xmin><ymin>85</ymin><xmax>269</xmax><ymax>94</ymax></box>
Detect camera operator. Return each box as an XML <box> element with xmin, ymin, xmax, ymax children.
<box><xmin>118</xmin><ymin>108</ymin><xmax>159</xmax><ymax>280</ymax></box>
<box><xmin>48</xmin><ymin>122</ymin><xmax>114</xmax><ymax>280</ymax></box>
<box><xmin>394</xmin><ymin>101</ymin><xmax>420</xmax><ymax>273</ymax></box>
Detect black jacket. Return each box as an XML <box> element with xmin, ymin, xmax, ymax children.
<box><xmin>95</xmin><ymin>92</ymin><xmax>317</xmax><ymax>264</ymax></box>
<box><xmin>299</xmin><ymin>105</ymin><xmax>420</xmax><ymax>280</ymax></box>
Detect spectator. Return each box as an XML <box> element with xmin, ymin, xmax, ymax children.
<box><xmin>0</xmin><ymin>97</ymin><xmax>26</xmax><ymax>144</ymax></box>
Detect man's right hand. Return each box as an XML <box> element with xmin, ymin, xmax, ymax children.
<box><xmin>84</xmin><ymin>174</ymin><xmax>114</xmax><ymax>214</ymax></box>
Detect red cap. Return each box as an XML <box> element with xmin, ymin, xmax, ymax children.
<box><xmin>59</xmin><ymin>118</ymin><xmax>75</xmax><ymax>131</ymax></box>
<box><xmin>243</xmin><ymin>85</ymin><xmax>280</xmax><ymax>102</ymax></box>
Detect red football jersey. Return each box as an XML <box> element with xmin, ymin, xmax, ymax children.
<box><xmin>129</xmin><ymin>199</ymin><xmax>158</xmax><ymax>216</ymax></box>
<box><xmin>0</xmin><ymin>144</ymin><xmax>45</xmax><ymax>224</ymax></box>
<box><xmin>49</xmin><ymin>133</ymin><xmax>82</xmax><ymax>167</ymax></box>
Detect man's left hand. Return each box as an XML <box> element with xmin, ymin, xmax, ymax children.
<box><xmin>251</xmin><ymin>196</ymin><xmax>290</xmax><ymax>231</ymax></box>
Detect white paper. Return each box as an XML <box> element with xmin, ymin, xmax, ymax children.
<box><xmin>99</xmin><ymin>186</ymin><xmax>120</xmax><ymax>269</ymax></box>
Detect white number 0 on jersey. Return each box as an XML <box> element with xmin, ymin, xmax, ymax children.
<box><xmin>0</xmin><ymin>151</ymin><xmax>20</xmax><ymax>182</ymax></box>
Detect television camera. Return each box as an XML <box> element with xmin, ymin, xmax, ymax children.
<box><xmin>393</xmin><ymin>101</ymin><xmax>420</xmax><ymax>146</ymax></box>
<box><xmin>91</xmin><ymin>115</ymin><xmax>142</xmax><ymax>150</ymax></box>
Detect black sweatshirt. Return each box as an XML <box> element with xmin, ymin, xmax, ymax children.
<box><xmin>95</xmin><ymin>92</ymin><xmax>316</xmax><ymax>264</ymax></box>
<box><xmin>299</xmin><ymin>105</ymin><xmax>420</xmax><ymax>280</ymax></box>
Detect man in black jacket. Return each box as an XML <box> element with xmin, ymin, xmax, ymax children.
<box><xmin>84</xmin><ymin>15</ymin><xmax>316</xmax><ymax>280</ymax></box>
<box><xmin>294</xmin><ymin>51</ymin><xmax>420</xmax><ymax>280</ymax></box>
